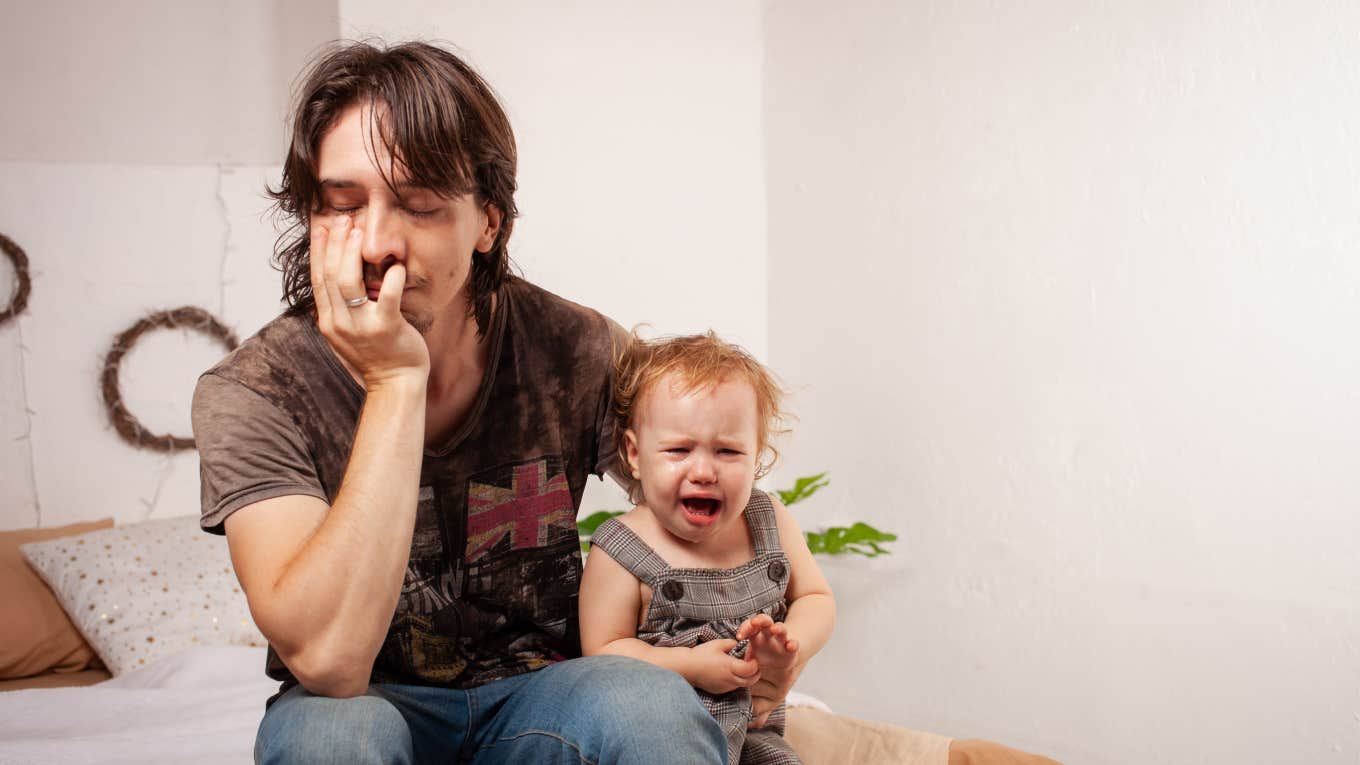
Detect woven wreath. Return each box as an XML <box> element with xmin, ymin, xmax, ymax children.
<box><xmin>0</xmin><ymin>233</ymin><xmax>32</xmax><ymax>325</ymax></box>
<box><xmin>101</xmin><ymin>306</ymin><xmax>239</xmax><ymax>451</ymax></box>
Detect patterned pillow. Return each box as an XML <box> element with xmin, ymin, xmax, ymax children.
<box><xmin>21</xmin><ymin>515</ymin><xmax>266</xmax><ymax>676</ymax></box>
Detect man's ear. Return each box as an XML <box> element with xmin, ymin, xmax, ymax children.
<box><xmin>476</xmin><ymin>202</ymin><xmax>503</xmax><ymax>253</ymax></box>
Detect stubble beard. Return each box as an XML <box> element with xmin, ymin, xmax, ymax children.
<box><xmin>403</xmin><ymin>308</ymin><xmax>433</xmax><ymax>335</ymax></box>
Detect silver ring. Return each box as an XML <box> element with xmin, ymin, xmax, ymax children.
<box><xmin>344</xmin><ymin>295</ymin><xmax>368</xmax><ymax>308</ymax></box>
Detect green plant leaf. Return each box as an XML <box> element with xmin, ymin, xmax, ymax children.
<box><xmin>578</xmin><ymin>510</ymin><xmax>626</xmax><ymax>552</ymax></box>
<box><xmin>776</xmin><ymin>471</ymin><xmax>830</xmax><ymax>506</ymax></box>
<box><xmin>578</xmin><ymin>510</ymin><xmax>625</xmax><ymax>535</ymax></box>
<box><xmin>804</xmin><ymin>522</ymin><xmax>898</xmax><ymax>557</ymax></box>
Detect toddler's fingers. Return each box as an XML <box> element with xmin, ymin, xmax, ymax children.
<box><xmin>737</xmin><ymin>614</ymin><xmax>774</xmax><ymax>640</ymax></box>
<box><xmin>731</xmin><ymin>657</ymin><xmax>760</xmax><ymax>679</ymax></box>
<box><xmin>734</xmin><ymin>668</ymin><xmax>761</xmax><ymax>688</ymax></box>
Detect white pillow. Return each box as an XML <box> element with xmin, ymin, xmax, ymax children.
<box><xmin>21</xmin><ymin>515</ymin><xmax>266</xmax><ymax>676</ymax></box>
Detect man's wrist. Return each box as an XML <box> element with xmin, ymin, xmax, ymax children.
<box><xmin>364</xmin><ymin>369</ymin><xmax>428</xmax><ymax>397</ymax></box>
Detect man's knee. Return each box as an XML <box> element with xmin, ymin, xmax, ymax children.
<box><xmin>255</xmin><ymin>687</ymin><xmax>413</xmax><ymax>765</ymax></box>
<box><xmin>553</xmin><ymin>656</ymin><xmax>726</xmax><ymax>758</ymax></box>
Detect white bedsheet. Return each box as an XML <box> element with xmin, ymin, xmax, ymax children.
<box><xmin>0</xmin><ymin>646</ymin><xmax>273</xmax><ymax>765</ymax></box>
<box><xmin>0</xmin><ymin>646</ymin><xmax>832</xmax><ymax>764</ymax></box>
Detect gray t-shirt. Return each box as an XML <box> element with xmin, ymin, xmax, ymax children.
<box><xmin>192</xmin><ymin>276</ymin><xmax>624</xmax><ymax>694</ymax></box>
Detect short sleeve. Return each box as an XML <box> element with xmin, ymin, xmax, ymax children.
<box><xmin>592</xmin><ymin>317</ymin><xmax>632</xmax><ymax>484</ymax></box>
<box><xmin>192</xmin><ymin>373</ymin><xmax>328</xmax><ymax>534</ymax></box>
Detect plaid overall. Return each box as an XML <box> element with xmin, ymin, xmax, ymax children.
<box><xmin>590</xmin><ymin>491</ymin><xmax>802</xmax><ymax>764</ymax></box>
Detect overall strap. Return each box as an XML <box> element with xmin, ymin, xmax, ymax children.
<box><xmin>743</xmin><ymin>490</ymin><xmax>783</xmax><ymax>556</ymax></box>
<box><xmin>588</xmin><ymin>517</ymin><xmax>671</xmax><ymax>582</ymax></box>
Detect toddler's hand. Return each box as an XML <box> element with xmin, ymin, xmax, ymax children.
<box><xmin>736</xmin><ymin>615</ymin><xmax>800</xmax><ymax>671</ymax></box>
<box><xmin>736</xmin><ymin>615</ymin><xmax>802</xmax><ymax>728</ymax></box>
<box><xmin>690</xmin><ymin>639</ymin><xmax>761</xmax><ymax>695</ymax></box>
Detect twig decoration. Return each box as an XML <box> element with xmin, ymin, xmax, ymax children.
<box><xmin>101</xmin><ymin>306</ymin><xmax>239</xmax><ymax>451</ymax></box>
<box><xmin>0</xmin><ymin>233</ymin><xmax>32</xmax><ymax>325</ymax></box>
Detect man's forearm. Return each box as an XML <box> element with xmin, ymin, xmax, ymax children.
<box><xmin>260</xmin><ymin>375</ymin><xmax>427</xmax><ymax>694</ymax></box>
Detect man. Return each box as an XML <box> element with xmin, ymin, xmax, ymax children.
<box><xmin>192</xmin><ymin>41</ymin><xmax>732</xmax><ymax>763</ymax></box>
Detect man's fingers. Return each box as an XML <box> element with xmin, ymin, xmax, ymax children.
<box><xmin>322</xmin><ymin>218</ymin><xmax>355</xmax><ymax>314</ymax></box>
<box><xmin>338</xmin><ymin>216</ymin><xmax>364</xmax><ymax>300</ymax></box>
<box><xmin>376</xmin><ymin>263</ymin><xmax>406</xmax><ymax>320</ymax></box>
<box><xmin>309</xmin><ymin>224</ymin><xmax>332</xmax><ymax>315</ymax></box>
<box><xmin>751</xmin><ymin>694</ymin><xmax>777</xmax><ymax>717</ymax></box>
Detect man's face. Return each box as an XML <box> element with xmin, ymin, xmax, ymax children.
<box><xmin>312</xmin><ymin>102</ymin><xmax>500</xmax><ymax>335</ymax></box>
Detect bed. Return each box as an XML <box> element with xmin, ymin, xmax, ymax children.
<box><xmin>0</xmin><ymin>516</ymin><xmax>1059</xmax><ymax>765</ymax></box>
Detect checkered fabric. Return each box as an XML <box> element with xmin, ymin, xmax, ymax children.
<box><xmin>591</xmin><ymin>491</ymin><xmax>801</xmax><ymax>764</ymax></box>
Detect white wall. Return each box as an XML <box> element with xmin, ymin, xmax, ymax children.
<box><xmin>765</xmin><ymin>2</ymin><xmax>1360</xmax><ymax>763</ymax></box>
<box><xmin>0</xmin><ymin>0</ymin><xmax>336</xmax><ymax>165</ymax></box>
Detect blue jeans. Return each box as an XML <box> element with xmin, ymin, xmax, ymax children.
<box><xmin>254</xmin><ymin>655</ymin><xmax>728</xmax><ymax>764</ymax></box>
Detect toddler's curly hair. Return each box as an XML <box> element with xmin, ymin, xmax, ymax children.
<box><xmin>613</xmin><ymin>330</ymin><xmax>790</xmax><ymax>504</ymax></box>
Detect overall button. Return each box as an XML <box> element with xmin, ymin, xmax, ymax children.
<box><xmin>766</xmin><ymin>560</ymin><xmax>787</xmax><ymax>582</ymax></box>
<box><xmin>661</xmin><ymin>580</ymin><xmax>685</xmax><ymax>600</ymax></box>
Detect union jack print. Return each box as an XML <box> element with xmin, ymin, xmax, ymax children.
<box><xmin>465</xmin><ymin>460</ymin><xmax>574</xmax><ymax>563</ymax></box>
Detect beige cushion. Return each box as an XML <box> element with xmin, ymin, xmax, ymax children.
<box><xmin>787</xmin><ymin>706</ymin><xmax>953</xmax><ymax>765</ymax></box>
<box><xmin>0</xmin><ymin>519</ymin><xmax>112</xmax><ymax>679</ymax></box>
<box><xmin>0</xmin><ymin>667</ymin><xmax>111</xmax><ymax>692</ymax></box>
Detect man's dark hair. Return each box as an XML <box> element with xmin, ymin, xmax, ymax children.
<box><xmin>269</xmin><ymin>40</ymin><xmax>518</xmax><ymax>336</ymax></box>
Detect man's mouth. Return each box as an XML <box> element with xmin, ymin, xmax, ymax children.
<box><xmin>681</xmin><ymin>497</ymin><xmax>722</xmax><ymax>525</ymax></box>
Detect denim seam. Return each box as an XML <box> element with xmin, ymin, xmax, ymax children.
<box><xmin>474</xmin><ymin>729</ymin><xmax>596</xmax><ymax>765</ymax></box>
<box><xmin>462</xmin><ymin>689</ymin><xmax>479</xmax><ymax>760</ymax></box>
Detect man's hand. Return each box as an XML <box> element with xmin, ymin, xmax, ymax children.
<box><xmin>310</xmin><ymin>216</ymin><xmax>429</xmax><ymax>388</ymax></box>
<box><xmin>688</xmin><ymin>639</ymin><xmax>762</xmax><ymax>695</ymax></box>
<box><xmin>736</xmin><ymin>614</ymin><xmax>803</xmax><ymax>728</ymax></box>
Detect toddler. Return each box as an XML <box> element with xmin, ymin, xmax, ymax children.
<box><xmin>580</xmin><ymin>331</ymin><xmax>836</xmax><ymax>764</ymax></box>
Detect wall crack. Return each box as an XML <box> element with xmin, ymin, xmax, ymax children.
<box><xmin>15</xmin><ymin>320</ymin><xmax>42</xmax><ymax>526</ymax></box>
<box><xmin>215</xmin><ymin>164</ymin><xmax>233</xmax><ymax>317</ymax></box>
<box><xmin>139</xmin><ymin>453</ymin><xmax>175</xmax><ymax>520</ymax></box>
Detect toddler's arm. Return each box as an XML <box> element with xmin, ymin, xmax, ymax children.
<box><xmin>737</xmin><ymin>494</ymin><xmax>837</xmax><ymax>724</ymax></box>
<box><xmin>580</xmin><ymin>541</ymin><xmax>761</xmax><ymax>695</ymax></box>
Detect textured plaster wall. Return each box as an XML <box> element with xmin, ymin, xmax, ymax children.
<box><xmin>764</xmin><ymin>2</ymin><xmax>1360</xmax><ymax>763</ymax></box>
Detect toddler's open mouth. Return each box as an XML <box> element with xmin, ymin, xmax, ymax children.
<box><xmin>681</xmin><ymin>497</ymin><xmax>721</xmax><ymax>523</ymax></box>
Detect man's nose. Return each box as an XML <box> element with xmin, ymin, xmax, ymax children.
<box><xmin>358</xmin><ymin>202</ymin><xmax>403</xmax><ymax>265</ymax></box>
